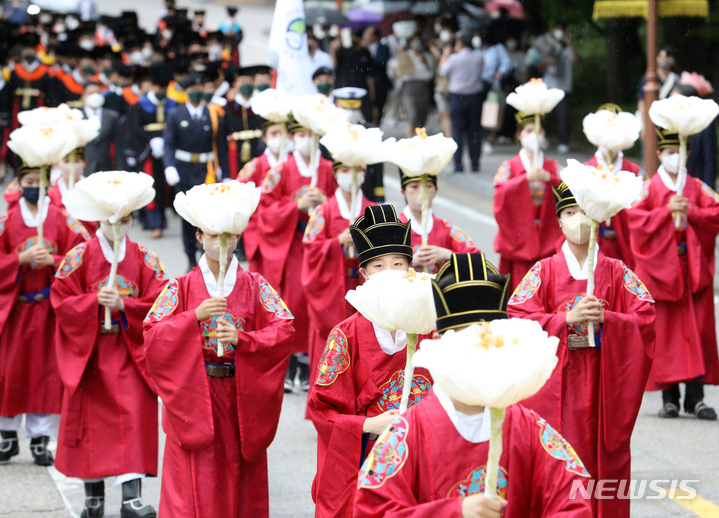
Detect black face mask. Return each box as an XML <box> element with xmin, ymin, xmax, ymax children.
<box><xmin>257</xmin><ymin>83</ymin><xmax>270</xmax><ymax>92</ymax></box>
<box><xmin>202</xmin><ymin>92</ymin><xmax>214</xmax><ymax>102</ymax></box>
<box><xmin>156</xmin><ymin>92</ymin><xmax>167</xmax><ymax>101</ymax></box>
<box><xmin>188</xmin><ymin>90</ymin><xmax>203</xmax><ymax>103</ymax></box>
<box><xmin>317</xmin><ymin>82</ymin><xmax>332</xmax><ymax>95</ymax></box>
<box><xmin>239</xmin><ymin>84</ymin><xmax>254</xmax><ymax>96</ymax></box>
<box><xmin>24</xmin><ymin>55</ymin><xmax>36</xmax><ymax>65</ymax></box>
<box><xmin>83</xmin><ymin>66</ymin><xmax>94</xmax><ymax>75</ymax></box>
<box><xmin>22</xmin><ymin>187</ymin><xmax>40</xmax><ymax>205</ymax></box>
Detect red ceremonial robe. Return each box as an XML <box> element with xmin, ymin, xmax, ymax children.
<box><xmin>302</xmin><ymin>190</ymin><xmax>375</xmax><ymax>383</ymax></box>
<box><xmin>237</xmin><ymin>150</ymin><xmax>278</xmax><ymax>275</ymax></box>
<box><xmin>50</xmin><ymin>234</ymin><xmax>167</xmax><ymax>478</ymax></box>
<box><xmin>258</xmin><ymin>151</ymin><xmax>336</xmax><ymax>353</ymax></box>
<box><xmin>354</xmin><ymin>392</ymin><xmax>593</xmax><ymax>518</ymax></box>
<box><xmin>47</xmin><ymin>178</ymin><xmax>99</xmax><ymax>234</ymax></box>
<box><xmin>493</xmin><ymin>151</ymin><xmax>562</xmax><ymax>292</ymax></box>
<box><xmin>583</xmin><ymin>152</ymin><xmax>643</xmax><ymax>267</ymax></box>
<box><xmin>0</xmin><ymin>200</ymin><xmax>89</xmax><ymax>417</ymax></box>
<box><xmin>143</xmin><ymin>258</ymin><xmax>294</xmax><ymax>517</ymax></box>
<box><xmin>308</xmin><ymin>312</ymin><xmax>433</xmax><ymax>518</ymax></box>
<box><xmin>507</xmin><ymin>248</ymin><xmax>655</xmax><ymax>518</ymax></box>
<box><xmin>627</xmin><ymin>169</ymin><xmax>719</xmax><ymax>389</ymax></box>
<box><xmin>398</xmin><ymin>207</ymin><xmax>481</xmax><ymax>274</ymax></box>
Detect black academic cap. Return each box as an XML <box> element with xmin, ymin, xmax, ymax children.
<box><xmin>204</xmin><ymin>61</ymin><xmax>223</xmax><ymax>79</ymax></box>
<box><xmin>177</xmin><ymin>8</ymin><xmax>189</xmax><ymax>18</ymax></box>
<box><xmin>112</xmin><ymin>62</ymin><xmax>135</xmax><ymax>78</ymax></box>
<box><xmin>20</xmin><ymin>32</ymin><xmax>40</xmax><ymax>48</ymax></box>
<box><xmin>180</xmin><ymin>72</ymin><xmax>203</xmax><ymax>89</ymax></box>
<box><xmin>194</xmin><ymin>10</ymin><xmax>205</xmax><ymax>16</ymax></box>
<box><xmin>227</xmin><ymin>7</ymin><xmax>238</xmax><ymax>16</ymax></box>
<box><xmin>206</xmin><ymin>30</ymin><xmax>226</xmax><ymax>42</ymax></box>
<box><xmin>149</xmin><ymin>65</ymin><xmax>173</xmax><ymax>86</ymax></box>
<box><xmin>252</xmin><ymin>65</ymin><xmax>272</xmax><ymax>76</ymax></box>
<box><xmin>223</xmin><ymin>65</ymin><xmax>238</xmax><ymax>83</ymax></box>
<box><xmin>312</xmin><ymin>67</ymin><xmax>333</xmax><ymax>80</ymax></box>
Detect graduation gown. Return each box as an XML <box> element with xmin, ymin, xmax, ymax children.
<box><xmin>47</xmin><ymin>66</ymin><xmax>84</xmax><ymax>108</ymax></box>
<box><xmin>507</xmin><ymin>249</ymin><xmax>655</xmax><ymax>518</ymax></box>
<box><xmin>583</xmin><ymin>152</ymin><xmax>643</xmax><ymax>267</ymax></box>
<box><xmin>354</xmin><ymin>393</ymin><xmax>593</xmax><ymax>518</ymax></box>
<box><xmin>237</xmin><ymin>150</ymin><xmax>278</xmax><ymax>275</ymax></box>
<box><xmin>398</xmin><ymin>207</ymin><xmax>481</xmax><ymax>274</ymax></box>
<box><xmin>225</xmin><ymin>99</ymin><xmax>262</xmax><ymax>179</ymax></box>
<box><xmin>493</xmin><ymin>151</ymin><xmax>562</xmax><ymax>292</ymax></box>
<box><xmin>628</xmin><ymin>169</ymin><xmax>719</xmax><ymax>389</ymax></box>
<box><xmin>307</xmin><ymin>312</ymin><xmax>433</xmax><ymax>518</ymax></box>
<box><xmin>50</xmin><ymin>235</ymin><xmax>167</xmax><ymax>478</ymax></box>
<box><xmin>0</xmin><ymin>201</ymin><xmax>89</xmax><ymax>417</ymax></box>
<box><xmin>143</xmin><ymin>258</ymin><xmax>294</xmax><ymax>518</ymax></box>
<box><xmin>302</xmin><ymin>190</ymin><xmax>374</xmax><ymax>383</ymax></box>
<box><xmin>258</xmin><ymin>152</ymin><xmax>336</xmax><ymax>353</ymax></box>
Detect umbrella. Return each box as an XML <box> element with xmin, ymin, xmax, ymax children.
<box><xmin>410</xmin><ymin>1</ymin><xmax>466</xmax><ymax>15</ymax></box>
<box><xmin>345</xmin><ymin>9</ymin><xmax>383</xmax><ymax>29</ymax></box>
<box><xmin>305</xmin><ymin>7</ymin><xmax>350</xmax><ymax>26</ymax></box>
<box><xmin>485</xmin><ymin>0</ymin><xmax>524</xmax><ymax>19</ymax></box>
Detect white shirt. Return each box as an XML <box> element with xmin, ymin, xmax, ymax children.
<box><xmin>434</xmin><ymin>385</ymin><xmax>491</xmax><ymax>443</ymax></box>
<box><xmin>561</xmin><ymin>240</ymin><xmax>600</xmax><ymax>281</ymax></box>
<box><xmin>519</xmin><ymin>147</ymin><xmax>544</xmax><ymax>173</ymax></box>
<box><xmin>19</xmin><ymin>197</ymin><xmax>50</xmax><ymax>228</ymax></box>
<box><xmin>656</xmin><ymin>165</ymin><xmax>687</xmax><ymax>193</ymax></box>
<box><xmin>264</xmin><ymin>148</ymin><xmax>279</xmax><ymax>169</ymax></box>
<box><xmin>373</xmin><ymin>325</ymin><xmax>407</xmax><ymax>355</ymax></box>
<box><xmin>84</xmin><ymin>106</ymin><xmax>102</xmax><ymax>122</ymax></box>
<box><xmin>594</xmin><ymin>148</ymin><xmax>623</xmax><ymax>172</ymax></box>
<box><xmin>293</xmin><ymin>150</ymin><xmax>316</xmax><ymax>178</ymax></box>
<box><xmin>309</xmin><ymin>48</ymin><xmax>334</xmax><ymax>75</ymax></box>
<box><xmin>234</xmin><ymin>94</ymin><xmax>252</xmax><ymax>109</ymax></box>
<box><xmin>335</xmin><ymin>188</ymin><xmax>363</xmax><ymax>221</ymax></box>
<box><xmin>199</xmin><ymin>254</ymin><xmax>239</xmax><ymax>298</ymax></box>
<box><xmin>146</xmin><ymin>90</ymin><xmax>160</xmax><ymax>106</ymax></box>
<box><xmin>403</xmin><ymin>205</ymin><xmax>434</xmax><ymax>236</ymax></box>
<box><xmin>185</xmin><ymin>101</ymin><xmax>205</xmax><ymax>121</ymax></box>
<box><xmin>96</xmin><ymin>228</ymin><xmax>127</xmax><ymax>263</ymax></box>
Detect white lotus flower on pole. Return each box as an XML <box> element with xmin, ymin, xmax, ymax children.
<box><xmin>383</xmin><ymin>128</ymin><xmax>457</xmax><ymax>245</ymax></box>
<box><xmin>16</xmin><ymin>103</ymin><xmax>77</xmax><ymax>126</ymax></box>
<box><xmin>413</xmin><ymin>319</ymin><xmax>559</xmax><ymax>500</ymax></box>
<box><xmin>174</xmin><ymin>181</ymin><xmax>261</xmax><ymax>356</ymax></box>
<box><xmin>346</xmin><ymin>268</ymin><xmax>437</xmax><ymax>413</ymax></box>
<box><xmin>560</xmin><ymin>159</ymin><xmax>644</xmax><ymax>340</ymax></box>
<box><xmin>60</xmin><ymin>109</ymin><xmax>101</xmax><ymax>189</ymax></box>
<box><xmin>649</xmin><ymin>94</ymin><xmax>719</xmax><ymax>227</ymax></box>
<box><xmin>251</xmin><ymin>88</ymin><xmax>293</xmax><ymax>163</ymax></box>
<box><xmin>582</xmin><ymin>109</ymin><xmax>641</xmax><ymax>160</ymax></box>
<box><xmin>63</xmin><ymin>171</ymin><xmax>156</xmax><ymax>331</ymax></box>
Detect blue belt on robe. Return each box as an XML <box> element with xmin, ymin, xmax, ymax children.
<box><xmin>677</xmin><ymin>243</ymin><xmax>687</xmax><ymax>256</ymax></box>
<box><xmin>599</xmin><ymin>226</ymin><xmax>617</xmax><ymax>239</ymax></box>
<box><xmin>17</xmin><ymin>285</ymin><xmax>51</xmax><ymax>303</ymax></box>
<box><xmin>296</xmin><ymin>220</ymin><xmax>308</xmax><ymax>233</ymax></box>
<box><xmin>347</xmin><ymin>268</ymin><xmax>359</xmax><ymax>279</ymax></box>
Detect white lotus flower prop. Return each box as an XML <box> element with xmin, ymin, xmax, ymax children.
<box><xmin>413</xmin><ymin>320</ymin><xmax>559</xmax><ymax>500</ymax></box>
<box><xmin>320</xmin><ymin>124</ymin><xmax>385</xmax><ymax>167</ymax></box>
<box><xmin>63</xmin><ymin>171</ymin><xmax>156</xmax><ymax>331</ymax></box>
<box><xmin>383</xmin><ymin>128</ymin><xmax>457</xmax><ymax>245</ymax></box>
<box><xmin>250</xmin><ymin>88</ymin><xmax>293</xmax><ymax>123</ymax></box>
<box><xmin>174</xmin><ymin>181</ymin><xmax>261</xmax><ymax>356</ymax></box>
<box><xmin>582</xmin><ymin>109</ymin><xmax>640</xmax><ymax>154</ymax></box>
<box><xmin>506</xmin><ymin>78</ymin><xmax>565</xmax><ymax>116</ymax></box>
<box><xmin>346</xmin><ymin>268</ymin><xmax>437</xmax><ymax>413</ymax></box>
<box><xmin>16</xmin><ymin>103</ymin><xmax>77</xmax><ymax>126</ymax></box>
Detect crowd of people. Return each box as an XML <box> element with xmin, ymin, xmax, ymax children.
<box><xmin>0</xmin><ymin>2</ymin><xmax>718</xmax><ymax>518</ymax></box>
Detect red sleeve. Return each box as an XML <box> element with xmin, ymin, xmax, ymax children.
<box><xmin>257</xmin><ymin>164</ymin><xmax>298</xmax><ymax>288</ymax></box>
<box><xmin>143</xmin><ymin>278</ymin><xmax>215</xmax><ymax>450</ymax></box>
<box><xmin>441</xmin><ymin>219</ymin><xmax>481</xmax><ymax>255</ymax></box>
<box><xmin>688</xmin><ymin>180</ymin><xmax>719</xmax><ymax>248</ymax></box>
<box><xmin>236</xmin><ymin>273</ymin><xmax>294</xmax><ymax>463</ymax></box>
<box><xmin>57</xmin><ymin>208</ymin><xmax>91</xmax><ymax>270</ymax></box>
<box><xmin>0</xmin><ymin>214</ymin><xmax>22</xmax><ymax>336</ymax></box>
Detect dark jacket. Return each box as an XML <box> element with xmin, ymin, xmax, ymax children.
<box><xmin>84</xmin><ymin>107</ymin><xmax>119</xmax><ymax>175</ymax></box>
<box><xmin>687</xmin><ymin>120</ymin><xmax>718</xmax><ymax>190</ymax></box>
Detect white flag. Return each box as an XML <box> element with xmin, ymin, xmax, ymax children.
<box><xmin>268</xmin><ymin>0</ymin><xmax>315</xmax><ymax>96</ymax></box>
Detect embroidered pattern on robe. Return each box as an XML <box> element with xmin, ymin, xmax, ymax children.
<box><xmin>377</xmin><ymin>370</ymin><xmax>431</xmax><ymax>412</ymax></box>
<box><xmin>0</xmin><ymin>214</ymin><xmax>6</xmax><ymax>236</ymax></box>
<box><xmin>145</xmin><ymin>279</ymin><xmax>179</xmax><ymax>322</ymax></box>
<box><xmin>534</xmin><ymin>413</ymin><xmax>591</xmax><ymax>478</ymax></box>
<box><xmin>16</xmin><ymin>237</ymin><xmax>58</xmax><ymax>268</ymax></box>
<box><xmin>261</xmin><ymin>165</ymin><xmax>282</xmax><ymax>194</ymax></box>
<box><xmin>91</xmin><ymin>275</ymin><xmax>140</xmax><ymax>298</ymax></box>
<box><xmin>62</xmin><ymin>208</ymin><xmax>91</xmax><ymax>240</ymax></box>
<box><xmin>139</xmin><ymin>244</ymin><xmax>169</xmax><ymax>280</ymax></box>
<box><xmin>621</xmin><ymin>263</ymin><xmax>654</xmax><ymax>302</ymax></box>
<box><xmin>447</xmin><ymin>465</ymin><xmax>509</xmax><ymax>501</ymax></box>
<box><xmin>357</xmin><ymin>417</ymin><xmax>409</xmax><ymax>489</ymax></box>
<box><xmin>238</xmin><ymin>157</ymin><xmax>258</xmax><ymax>182</ymax></box>
<box><xmin>56</xmin><ymin>242</ymin><xmax>87</xmax><ymax>279</ymax></box>
<box><xmin>508</xmin><ymin>262</ymin><xmax>541</xmax><ymax>305</ymax></box>
<box><xmin>258</xmin><ymin>276</ymin><xmax>293</xmax><ymax>318</ymax></box>
<box><xmin>201</xmin><ymin>312</ymin><xmax>245</xmax><ymax>354</ymax></box>
<box><xmin>316</xmin><ymin>328</ymin><xmax>350</xmax><ymax>386</ymax></box>
<box><xmin>494</xmin><ymin>161</ymin><xmax>511</xmax><ymax>184</ymax></box>
<box><xmin>558</xmin><ymin>295</ymin><xmax>609</xmax><ymax>335</ymax></box>
<box><xmin>303</xmin><ymin>205</ymin><xmax>325</xmax><ymax>243</ymax></box>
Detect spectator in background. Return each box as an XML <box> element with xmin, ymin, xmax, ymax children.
<box><xmin>312</xmin><ymin>67</ymin><xmax>334</xmax><ymax>96</ymax></box>
<box><xmin>308</xmin><ymin>32</ymin><xmax>334</xmax><ymax>77</ymax></box>
<box><xmin>363</xmin><ymin>26</ymin><xmax>391</xmax><ymax>125</ymax></box>
<box><xmin>2</xmin><ymin>0</ymin><xmax>27</xmax><ymax>26</ymax></box>
<box><xmin>479</xmin><ymin>32</ymin><xmax>512</xmax><ymax>154</ymax></box>
<box><xmin>331</xmin><ymin>28</ymin><xmax>375</xmax><ymax>122</ymax></box>
<box><xmin>538</xmin><ymin>21</ymin><xmax>578</xmax><ymax>153</ymax></box>
<box><xmin>389</xmin><ymin>34</ymin><xmax>435</xmax><ymax>138</ymax></box>
<box><xmin>637</xmin><ymin>45</ymin><xmax>679</xmax><ymax>137</ymax></box>
<box><xmin>77</xmin><ymin>0</ymin><xmax>98</xmax><ymax>22</ymax></box>
<box><xmin>429</xmin><ymin>19</ymin><xmax>458</xmax><ymax>139</ymax></box>
<box><xmin>499</xmin><ymin>35</ymin><xmax>527</xmax><ymax>142</ymax></box>
<box><xmin>439</xmin><ymin>31</ymin><xmax>483</xmax><ymax>173</ymax></box>
<box><xmin>219</xmin><ymin>6</ymin><xmax>242</xmax><ymax>37</ymax></box>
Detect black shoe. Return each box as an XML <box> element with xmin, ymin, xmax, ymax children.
<box><xmin>121</xmin><ymin>479</ymin><xmax>156</xmax><ymax>518</ymax></box>
<box><xmin>30</xmin><ymin>436</ymin><xmax>54</xmax><ymax>466</ymax></box>
<box><xmin>658</xmin><ymin>402</ymin><xmax>680</xmax><ymax>418</ymax></box>
<box><xmin>81</xmin><ymin>481</ymin><xmax>105</xmax><ymax>518</ymax></box>
<box><xmin>686</xmin><ymin>401</ymin><xmax>717</xmax><ymax>420</ymax></box>
<box><xmin>0</xmin><ymin>431</ymin><xmax>19</xmax><ymax>461</ymax></box>
<box><xmin>298</xmin><ymin>362</ymin><xmax>310</xmax><ymax>392</ymax></box>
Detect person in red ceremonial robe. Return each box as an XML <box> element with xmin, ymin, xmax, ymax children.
<box><xmin>237</xmin><ymin>118</ymin><xmax>288</xmax><ymax>275</ymax></box>
<box><xmin>397</xmin><ymin>171</ymin><xmax>480</xmax><ymax>275</ymax></box>
<box><xmin>308</xmin><ymin>205</ymin><xmax>433</xmax><ymax>518</ymax></box>
<box><xmin>355</xmin><ymin>253</ymin><xmax>592</xmax><ymax>518</ymax></box>
<box><xmin>302</xmin><ymin>159</ymin><xmax>375</xmax><ymax>384</ymax></box>
<box><xmin>0</xmin><ymin>164</ymin><xmax>89</xmax><ymax>465</ymax></box>
<box><xmin>628</xmin><ymin>128</ymin><xmax>719</xmax><ymax>420</ymax></box>
<box><xmin>259</xmin><ymin>115</ymin><xmax>336</xmax><ymax>391</ymax></box>
<box><xmin>507</xmin><ymin>183</ymin><xmax>655</xmax><ymax>518</ymax></box>
<box><xmin>583</xmin><ymin>104</ymin><xmax>644</xmax><ymax>267</ymax></box>
<box><xmin>47</xmin><ymin>148</ymin><xmax>98</xmax><ymax>234</ymax></box>
<box><xmin>493</xmin><ymin>112</ymin><xmax>563</xmax><ymax>292</ymax></box>
<box><xmin>143</xmin><ymin>185</ymin><xmax>294</xmax><ymax>518</ymax></box>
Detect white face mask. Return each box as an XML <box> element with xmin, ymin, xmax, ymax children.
<box><xmin>266</xmin><ymin>137</ymin><xmax>283</xmax><ymax>155</ymax></box>
<box><xmin>85</xmin><ymin>92</ymin><xmax>105</xmax><ymax>109</ymax></box>
<box><xmin>66</xmin><ymin>17</ymin><xmax>80</xmax><ymax>31</ymax></box>
<box><xmin>203</xmin><ymin>235</ymin><xmax>238</xmax><ymax>262</ymax></box>
<box><xmin>662</xmin><ymin>153</ymin><xmax>680</xmax><ymax>174</ymax></box>
<box><xmin>439</xmin><ymin>30</ymin><xmax>451</xmax><ymax>43</ymax></box>
<box><xmin>209</xmin><ymin>44</ymin><xmax>222</xmax><ymax>56</ymax></box>
<box><xmin>561</xmin><ymin>212</ymin><xmax>592</xmax><ymax>245</ymax></box>
<box><xmin>520</xmin><ymin>132</ymin><xmax>546</xmax><ymax>152</ymax></box>
<box><xmin>129</xmin><ymin>51</ymin><xmax>144</xmax><ymax>65</ymax></box>
<box><xmin>472</xmin><ymin>36</ymin><xmax>482</xmax><ymax>49</ymax></box>
<box><xmin>336</xmin><ymin>171</ymin><xmax>365</xmax><ymax>193</ymax></box>
<box><xmin>101</xmin><ymin>221</ymin><xmax>132</xmax><ymax>242</ymax></box>
<box><xmin>405</xmin><ymin>187</ymin><xmax>435</xmax><ymax>211</ymax></box>
<box><xmin>162</xmin><ymin>29</ymin><xmax>173</xmax><ymax>40</ymax></box>
<box><xmin>142</xmin><ymin>47</ymin><xmax>153</xmax><ymax>59</ymax></box>
<box><xmin>79</xmin><ymin>39</ymin><xmax>95</xmax><ymax>51</ymax></box>
<box><xmin>294</xmin><ymin>136</ymin><xmax>312</xmax><ymax>157</ymax></box>
<box><xmin>553</xmin><ymin>30</ymin><xmax>565</xmax><ymax>41</ymax></box>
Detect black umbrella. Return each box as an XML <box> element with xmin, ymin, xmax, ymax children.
<box><xmin>410</xmin><ymin>1</ymin><xmax>466</xmax><ymax>15</ymax></box>
<box><xmin>305</xmin><ymin>7</ymin><xmax>350</xmax><ymax>26</ymax></box>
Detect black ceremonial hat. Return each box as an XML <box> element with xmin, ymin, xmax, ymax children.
<box><xmin>656</xmin><ymin>126</ymin><xmax>689</xmax><ymax>151</ymax></box>
<box><xmin>17</xmin><ymin>163</ymin><xmax>42</xmax><ymax>179</ymax></box>
<box><xmin>350</xmin><ymin>205</ymin><xmax>413</xmax><ymax>267</ymax></box>
<box><xmin>149</xmin><ymin>65</ymin><xmax>173</xmax><ymax>86</ymax></box>
<box><xmin>287</xmin><ymin>112</ymin><xmax>309</xmax><ymax>133</ymax></box>
<box><xmin>399</xmin><ymin>169</ymin><xmax>437</xmax><ymax>188</ymax></box>
<box><xmin>515</xmin><ymin>111</ymin><xmax>545</xmax><ymax>130</ymax></box>
<box><xmin>432</xmin><ymin>253</ymin><xmax>510</xmax><ymax>334</ymax></box>
<box><xmin>258</xmin><ymin>117</ymin><xmax>285</xmax><ymax>130</ymax></box>
<box><xmin>552</xmin><ymin>181</ymin><xmax>578</xmax><ymax>217</ymax></box>
<box><xmin>597</xmin><ymin>103</ymin><xmax>622</xmax><ymax>114</ymax></box>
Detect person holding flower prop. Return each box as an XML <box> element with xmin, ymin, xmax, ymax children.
<box><xmin>508</xmin><ymin>183</ymin><xmax>656</xmax><ymax>518</ymax></box>
<box><xmin>249</xmin><ymin>88</ymin><xmax>293</xmax><ymax>164</ymax></box>
<box><xmin>355</xmin><ymin>253</ymin><xmax>593</xmax><ymax>518</ymax></box>
<box><xmin>493</xmin><ymin>112</ymin><xmax>563</xmax><ymax>292</ymax></box>
<box><xmin>308</xmin><ymin>205</ymin><xmax>433</xmax><ymax>518</ymax></box>
<box><xmin>51</xmin><ymin>171</ymin><xmax>166</xmax><ymax>518</ymax></box>
<box><xmin>627</xmin><ymin>127</ymin><xmax>719</xmax><ymax>422</ymax></box>
<box><xmin>0</xmin><ymin>163</ymin><xmax>89</xmax><ymax>467</ymax></box>
<box><xmin>143</xmin><ymin>180</ymin><xmax>294</xmax><ymax>518</ymax></box>
<box><xmin>302</xmin><ymin>125</ymin><xmax>383</xmax><ymax>385</ymax></box>
<box><xmin>258</xmin><ymin>114</ymin><xmax>336</xmax><ymax>391</ymax></box>
<box><xmin>582</xmin><ymin>103</ymin><xmax>644</xmax><ymax>267</ymax></box>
